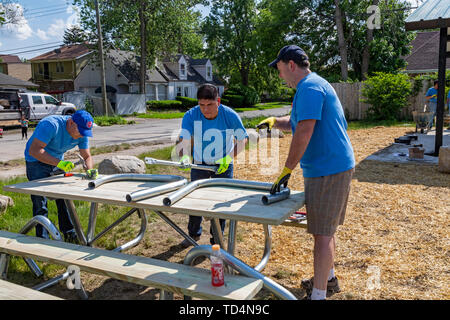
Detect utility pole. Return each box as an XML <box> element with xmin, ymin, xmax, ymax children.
<box><xmin>94</xmin><ymin>0</ymin><xmax>108</xmax><ymax>116</ymax></box>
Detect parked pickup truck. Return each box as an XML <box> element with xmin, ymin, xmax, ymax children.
<box><xmin>0</xmin><ymin>89</ymin><xmax>77</xmax><ymax>127</ymax></box>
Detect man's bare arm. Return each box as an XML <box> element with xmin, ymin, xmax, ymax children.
<box><xmin>284</xmin><ymin>119</ymin><xmax>316</xmax><ymax>170</ymax></box>
<box><xmin>29</xmin><ymin>138</ymin><xmax>60</xmax><ymax>166</ymax></box>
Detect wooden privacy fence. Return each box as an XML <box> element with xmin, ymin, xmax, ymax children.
<box><xmin>330</xmin><ymin>81</ymin><xmax>430</xmax><ymax>121</ymax></box>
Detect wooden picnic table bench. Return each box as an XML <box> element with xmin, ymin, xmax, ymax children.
<box><xmin>0</xmin><ymin>230</ymin><xmax>263</xmax><ymax>300</ymax></box>
<box><xmin>0</xmin><ymin>279</ymin><xmax>63</xmax><ymax>300</ymax></box>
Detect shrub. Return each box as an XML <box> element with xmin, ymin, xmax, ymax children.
<box><xmin>222</xmin><ymin>84</ymin><xmax>260</xmax><ymax>107</ymax></box>
<box><xmin>222</xmin><ymin>94</ymin><xmax>244</xmax><ymax>107</ymax></box>
<box><xmin>175</xmin><ymin>96</ymin><xmax>198</xmax><ymax>109</ymax></box>
<box><xmin>361</xmin><ymin>72</ymin><xmax>412</xmax><ymax>121</ymax></box>
<box><xmin>146</xmin><ymin>100</ymin><xmax>182</xmax><ymax>110</ymax></box>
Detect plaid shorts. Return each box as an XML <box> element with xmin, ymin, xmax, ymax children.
<box><xmin>304</xmin><ymin>168</ymin><xmax>354</xmax><ymax>236</ymax></box>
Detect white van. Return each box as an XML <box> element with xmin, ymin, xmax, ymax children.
<box><xmin>19</xmin><ymin>92</ymin><xmax>77</xmax><ymax>120</ymax></box>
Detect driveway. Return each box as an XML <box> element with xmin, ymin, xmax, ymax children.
<box><xmin>0</xmin><ymin>106</ymin><xmax>292</xmax><ymax>163</ymax></box>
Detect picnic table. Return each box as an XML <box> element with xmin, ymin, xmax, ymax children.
<box><xmin>2</xmin><ymin>173</ymin><xmax>306</xmax><ymax>299</ymax></box>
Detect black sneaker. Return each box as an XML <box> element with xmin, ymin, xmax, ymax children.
<box><xmin>180</xmin><ymin>235</ymin><xmax>200</xmax><ymax>248</ymax></box>
<box><xmin>301</xmin><ymin>276</ymin><xmax>341</xmax><ymax>297</ymax></box>
<box><xmin>64</xmin><ymin>231</ymin><xmax>80</xmax><ymax>245</ymax></box>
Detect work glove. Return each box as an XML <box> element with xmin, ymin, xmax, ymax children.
<box><xmin>86</xmin><ymin>169</ymin><xmax>98</xmax><ymax>180</ymax></box>
<box><xmin>256</xmin><ymin>117</ymin><xmax>276</xmax><ymax>132</ymax></box>
<box><xmin>270</xmin><ymin>166</ymin><xmax>292</xmax><ymax>194</ymax></box>
<box><xmin>215</xmin><ymin>155</ymin><xmax>233</xmax><ymax>175</ymax></box>
<box><xmin>57</xmin><ymin>160</ymin><xmax>74</xmax><ymax>172</ymax></box>
<box><xmin>179</xmin><ymin>155</ymin><xmax>191</xmax><ymax>171</ymax></box>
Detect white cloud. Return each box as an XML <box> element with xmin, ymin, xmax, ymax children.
<box><xmin>32</xmin><ymin>6</ymin><xmax>80</xmax><ymax>41</ymax></box>
<box><xmin>36</xmin><ymin>29</ymin><xmax>49</xmax><ymax>40</ymax></box>
<box><xmin>1</xmin><ymin>3</ymin><xmax>33</xmax><ymax>40</ymax></box>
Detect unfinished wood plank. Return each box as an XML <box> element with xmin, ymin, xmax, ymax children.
<box><xmin>3</xmin><ymin>175</ymin><xmax>305</xmax><ymax>225</ymax></box>
<box><xmin>0</xmin><ymin>231</ymin><xmax>263</xmax><ymax>300</ymax></box>
<box><xmin>0</xmin><ymin>279</ymin><xmax>63</xmax><ymax>300</ymax></box>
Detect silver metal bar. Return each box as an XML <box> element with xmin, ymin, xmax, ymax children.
<box><xmin>183</xmin><ymin>245</ymin><xmax>297</xmax><ymax>300</ymax></box>
<box><xmin>262</xmin><ymin>188</ymin><xmax>291</xmax><ymax>205</ymax></box>
<box><xmin>32</xmin><ymin>270</ymin><xmax>70</xmax><ymax>291</ymax></box>
<box><xmin>86</xmin><ymin>202</ymin><xmax>98</xmax><ymax>244</ymax></box>
<box><xmin>145</xmin><ymin>157</ymin><xmax>217</xmax><ymax>173</ymax></box>
<box><xmin>19</xmin><ymin>215</ymin><xmax>63</xmax><ymax>278</ymax></box>
<box><xmin>90</xmin><ymin>208</ymin><xmax>138</xmax><ymax>244</ymax></box>
<box><xmin>88</xmin><ymin>173</ymin><xmax>185</xmax><ymax>189</ymax></box>
<box><xmin>227</xmin><ymin>220</ymin><xmax>238</xmax><ymax>256</ymax></box>
<box><xmin>210</xmin><ymin>218</ymin><xmax>225</xmax><ymax>249</ymax></box>
<box><xmin>163</xmin><ymin>178</ymin><xmax>289</xmax><ymax>206</ymax></box>
<box><xmin>112</xmin><ymin>209</ymin><xmax>147</xmax><ymax>252</ymax></box>
<box><xmin>159</xmin><ymin>290</ymin><xmax>174</xmax><ymax>300</ymax></box>
<box><xmin>126</xmin><ymin>179</ymin><xmax>188</xmax><ymax>203</ymax></box>
<box><xmin>153</xmin><ymin>211</ymin><xmax>199</xmax><ymax>247</ymax></box>
<box><xmin>0</xmin><ymin>254</ymin><xmax>9</xmax><ymax>280</ymax></box>
<box><xmin>254</xmin><ymin>224</ymin><xmax>272</xmax><ymax>272</ymax></box>
<box><xmin>64</xmin><ymin>200</ymin><xmax>88</xmax><ymax>246</ymax></box>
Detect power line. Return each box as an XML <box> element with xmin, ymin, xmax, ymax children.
<box><xmin>0</xmin><ymin>41</ymin><xmax>64</xmax><ymax>53</ymax></box>
<box><xmin>24</xmin><ymin>5</ymin><xmax>68</xmax><ymax>16</ymax></box>
<box><xmin>26</xmin><ymin>9</ymin><xmax>71</xmax><ymax>21</ymax></box>
<box><xmin>1</xmin><ymin>44</ymin><xmax>65</xmax><ymax>56</ymax></box>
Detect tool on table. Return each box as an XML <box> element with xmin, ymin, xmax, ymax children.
<box><xmin>50</xmin><ymin>154</ymin><xmax>86</xmax><ymax>176</ymax></box>
<box><xmin>145</xmin><ymin>157</ymin><xmax>218</xmax><ymax>173</ymax></box>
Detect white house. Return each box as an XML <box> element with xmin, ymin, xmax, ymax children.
<box><xmin>74</xmin><ymin>50</ymin><xmax>224</xmax><ymax>102</ymax></box>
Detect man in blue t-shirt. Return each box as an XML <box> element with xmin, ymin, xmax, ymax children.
<box><xmin>258</xmin><ymin>45</ymin><xmax>355</xmax><ymax>300</ymax></box>
<box><xmin>175</xmin><ymin>84</ymin><xmax>248</xmax><ymax>247</ymax></box>
<box><xmin>425</xmin><ymin>80</ymin><xmax>438</xmax><ymax>129</ymax></box>
<box><xmin>24</xmin><ymin>110</ymin><xmax>97</xmax><ymax>243</ymax></box>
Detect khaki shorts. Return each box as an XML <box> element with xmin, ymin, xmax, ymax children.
<box><xmin>304</xmin><ymin>168</ymin><xmax>354</xmax><ymax>236</ymax></box>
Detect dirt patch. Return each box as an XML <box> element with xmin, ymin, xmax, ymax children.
<box><xmin>10</xmin><ymin>126</ymin><xmax>450</xmax><ymax>300</ymax></box>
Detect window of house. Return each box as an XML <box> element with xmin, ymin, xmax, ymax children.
<box><xmin>184</xmin><ymin>87</ymin><xmax>189</xmax><ymax>97</ymax></box>
<box><xmin>180</xmin><ymin>63</ymin><xmax>185</xmax><ymax>77</ymax></box>
<box><xmin>207</xmin><ymin>66</ymin><xmax>212</xmax><ymax>78</ymax></box>
<box><xmin>56</xmin><ymin>62</ymin><xmax>64</xmax><ymax>73</ymax></box>
<box><xmin>38</xmin><ymin>64</ymin><xmax>43</xmax><ymax>75</ymax></box>
<box><xmin>32</xmin><ymin>95</ymin><xmax>43</xmax><ymax>104</ymax></box>
<box><xmin>176</xmin><ymin>86</ymin><xmax>182</xmax><ymax>97</ymax></box>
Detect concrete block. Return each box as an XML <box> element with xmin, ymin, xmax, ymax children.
<box><xmin>438</xmin><ymin>146</ymin><xmax>450</xmax><ymax>173</ymax></box>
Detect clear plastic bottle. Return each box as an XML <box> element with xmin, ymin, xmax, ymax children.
<box><xmin>210</xmin><ymin>244</ymin><xmax>224</xmax><ymax>287</ymax></box>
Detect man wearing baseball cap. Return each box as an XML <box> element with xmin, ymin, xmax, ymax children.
<box><xmin>24</xmin><ymin>110</ymin><xmax>97</xmax><ymax>243</ymax></box>
<box><xmin>258</xmin><ymin>45</ymin><xmax>355</xmax><ymax>300</ymax></box>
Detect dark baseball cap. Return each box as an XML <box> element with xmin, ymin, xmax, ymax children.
<box><xmin>72</xmin><ymin>110</ymin><xmax>94</xmax><ymax>137</ymax></box>
<box><xmin>268</xmin><ymin>45</ymin><xmax>309</xmax><ymax>69</ymax></box>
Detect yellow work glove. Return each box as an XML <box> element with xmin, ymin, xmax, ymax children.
<box><xmin>270</xmin><ymin>166</ymin><xmax>292</xmax><ymax>194</ymax></box>
<box><xmin>215</xmin><ymin>155</ymin><xmax>233</xmax><ymax>175</ymax></box>
<box><xmin>57</xmin><ymin>160</ymin><xmax>74</xmax><ymax>172</ymax></box>
<box><xmin>256</xmin><ymin>117</ymin><xmax>276</xmax><ymax>132</ymax></box>
<box><xmin>179</xmin><ymin>155</ymin><xmax>191</xmax><ymax>171</ymax></box>
<box><xmin>86</xmin><ymin>169</ymin><xmax>98</xmax><ymax>180</ymax></box>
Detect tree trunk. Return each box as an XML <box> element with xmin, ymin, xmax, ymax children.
<box><xmin>334</xmin><ymin>0</ymin><xmax>348</xmax><ymax>81</ymax></box>
<box><xmin>361</xmin><ymin>0</ymin><xmax>379</xmax><ymax>80</ymax></box>
<box><xmin>139</xmin><ymin>0</ymin><xmax>147</xmax><ymax>95</ymax></box>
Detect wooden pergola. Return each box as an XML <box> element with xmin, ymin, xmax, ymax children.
<box><xmin>405</xmin><ymin>0</ymin><xmax>450</xmax><ymax>156</ymax></box>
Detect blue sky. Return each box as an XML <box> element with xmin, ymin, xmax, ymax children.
<box><xmin>0</xmin><ymin>0</ymin><xmax>420</xmax><ymax>61</ymax></box>
<box><xmin>0</xmin><ymin>0</ymin><xmax>210</xmax><ymax>60</ymax></box>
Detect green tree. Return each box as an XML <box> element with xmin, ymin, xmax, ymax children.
<box><xmin>63</xmin><ymin>25</ymin><xmax>88</xmax><ymax>45</ymax></box>
<box><xmin>201</xmin><ymin>0</ymin><xmax>259</xmax><ymax>86</ymax></box>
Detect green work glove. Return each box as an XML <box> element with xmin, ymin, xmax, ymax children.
<box><xmin>215</xmin><ymin>155</ymin><xmax>233</xmax><ymax>175</ymax></box>
<box><xmin>57</xmin><ymin>160</ymin><xmax>74</xmax><ymax>172</ymax></box>
<box><xmin>270</xmin><ymin>166</ymin><xmax>292</xmax><ymax>194</ymax></box>
<box><xmin>86</xmin><ymin>169</ymin><xmax>98</xmax><ymax>180</ymax></box>
<box><xmin>256</xmin><ymin>117</ymin><xmax>276</xmax><ymax>132</ymax></box>
<box><xmin>179</xmin><ymin>155</ymin><xmax>191</xmax><ymax>171</ymax></box>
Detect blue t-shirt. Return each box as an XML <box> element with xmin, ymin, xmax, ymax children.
<box><xmin>426</xmin><ymin>87</ymin><xmax>438</xmax><ymax>103</ymax></box>
<box><xmin>180</xmin><ymin>104</ymin><xmax>248</xmax><ymax>164</ymax></box>
<box><xmin>25</xmin><ymin>115</ymin><xmax>89</xmax><ymax>162</ymax></box>
<box><xmin>290</xmin><ymin>72</ymin><xmax>355</xmax><ymax>178</ymax></box>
